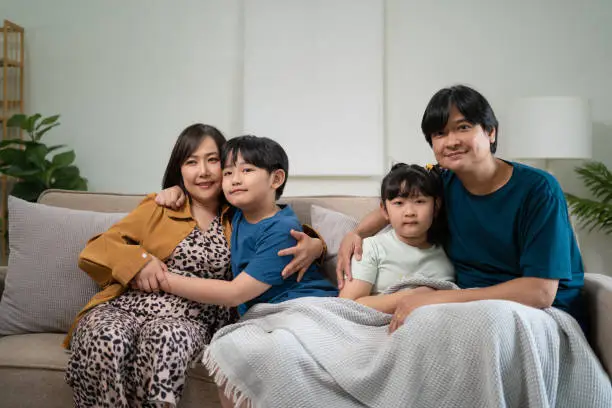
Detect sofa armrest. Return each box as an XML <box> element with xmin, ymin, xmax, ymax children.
<box><xmin>583</xmin><ymin>273</ymin><xmax>612</xmax><ymax>376</ymax></box>
<box><xmin>0</xmin><ymin>265</ymin><xmax>6</xmax><ymax>300</ymax></box>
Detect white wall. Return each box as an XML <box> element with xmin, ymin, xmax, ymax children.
<box><xmin>1</xmin><ymin>0</ymin><xmax>244</xmax><ymax>193</ymax></box>
<box><xmin>385</xmin><ymin>0</ymin><xmax>612</xmax><ymax>275</ymax></box>
<box><xmin>2</xmin><ymin>0</ymin><xmax>612</xmax><ymax>273</ymax></box>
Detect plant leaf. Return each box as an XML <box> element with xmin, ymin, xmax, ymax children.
<box><xmin>75</xmin><ymin>178</ymin><xmax>88</xmax><ymax>191</ymax></box>
<box><xmin>46</xmin><ymin>145</ymin><xmax>67</xmax><ymax>155</ymax></box>
<box><xmin>0</xmin><ymin>165</ymin><xmax>41</xmax><ymax>179</ymax></box>
<box><xmin>52</xmin><ymin>150</ymin><xmax>75</xmax><ymax>167</ymax></box>
<box><xmin>34</xmin><ymin>123</ymin><xmax>60</xmax><ymax>141</ymax></box>
<box><xmin>50</xmin><ymin>167</ymin><xmax>83</xmax><ymax>190</ymax></box>
<box><xmin>10</xmin><ymin>181</ymin><xmax>46</xmax><ymax>202</ymax></box>
<box><xmin>50</xmin><ymin>165</ymin><xmax>80</xmax><ymax>183</ymax></box>
<box><xmin>36</xmin><ymin>114</ymin><xmax>60</xmax><ymax>130</ymax></box>
<box><xmin>566</xmin><ymin>193</ymin><xmax>612</xmax><ymax>235</ymax></box>
<box><xmin>0</xmin><ymin>139</ymin><xmax>39</xmax><ymax>148</ymax></box>
<box><xmin>25</xmin><ymin>114</ymin><xmax>42</xmax><ymax>133</ymax></box>
<box><xmin>0</xmin><ymin>148</ymin><xmax>28</xmax><ymax>166</ymax></box>
<box><xmin>25</xmin><ymin>143</ymin><xmax>48</xmax><ymax>169</ymax></box>
<box><xmin>574</xmin><ymin>161</ymin><xmax>612</xmax><ymax>203</ymax></box>
<box><xmin>6</xmin><ymin>114</ymin><xmax>27</xmax><ymax>128</ymax></box>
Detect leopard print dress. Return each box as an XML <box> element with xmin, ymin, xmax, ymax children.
<box><xmin>66</xmin><ymin>216</ymin><xmax>234</xmax><ymax>408</ymax></box>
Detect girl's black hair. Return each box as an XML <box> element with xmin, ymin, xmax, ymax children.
<box><xmin>380</xmin><ymin>163</ymin><xmax>448</xmax><ymax>246</ymax></box>
<box><xmin>421</xmin><ymin>85</ymin><xmax>499</xmax><ymax>153</ymax></box>
<box><xmin>162</xmin><ymin>123</ymin><xmax>226</xmax><ymax>198</ymax></box>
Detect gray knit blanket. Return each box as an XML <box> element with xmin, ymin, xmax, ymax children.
<box><xmin>203</xmin><ymin>278</ymin><xmax>612</xmax><ymax>408</ymax></box>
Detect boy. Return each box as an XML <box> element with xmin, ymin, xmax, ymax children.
<box><xmin>160</xmin><ymin>135</ymin><xmax>338</xmax><ymax>314</ymax></box>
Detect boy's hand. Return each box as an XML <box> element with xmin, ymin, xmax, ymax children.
<box><xmin>155</xmin><ymin>186</ymin><xmax>185</xmax><ymax>209</ymax></box>
<box><xmin>279</xmin><ymin>230</ymin><xmax>322</xmax><ymax>282</ymax></box>
<box><xmin>336</xmin><ymin>231</ymin><xmax>363</xmax><ymax>289</ymax></box>
<box><xmin>131</xmin><ymin>255</ymin><xmax>169</xmax><ymax>293</ymax></box>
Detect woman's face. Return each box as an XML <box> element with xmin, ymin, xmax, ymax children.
<box><xmin>430</xmin><ymin>105</ymin><xmax>495</xmax><ymax>172</ymax></box>
<box><xmin>180</xmin><ymin>136</ymin><xmax>223</xmax><ymax>206</ymax></box>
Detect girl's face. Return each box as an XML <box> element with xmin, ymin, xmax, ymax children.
<box><xmin>180</xmin><ymin>136</ymin><xmax>223</xmax><ymax>207</ymax></box>
<box><xmin>430</xmin><ymin>104</ymin><xmax>495</xmax><ymax>172</ymax></box>
<box><xmin>382</xmin><ymin>193</ymin><xmax>438</xmax><ymax>246</ymax></box>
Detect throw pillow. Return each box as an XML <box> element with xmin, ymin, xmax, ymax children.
<box><xmin>0</xmin><ymin>196</ymin><xmax>128</xmax><ymax>335</ymax></box>
<box><xmin>310</xmin><ymin>205</ymin><xmax>360</xmax><ymax>284</ymax></box>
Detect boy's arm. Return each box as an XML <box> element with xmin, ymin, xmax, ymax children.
<box><xmin>163</xmin><ymin>219</ymin><xmax>301</xmax><ymax>306</ymax></box>
<box><xmin>163</xmin><ymin>271</ymin><xmax>271</xmax><ymax>307</ymax></box>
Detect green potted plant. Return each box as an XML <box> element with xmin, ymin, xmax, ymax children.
<box><xmin>566</xmin><ymin>161</ymin><xmax>612</xmax><ymax>235</ymax></box>
<box><xmin>0</xmin><ymin>113</ymin><xmax>87</xmax><ymax>202</ymax></box>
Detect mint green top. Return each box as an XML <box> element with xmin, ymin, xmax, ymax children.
<box><xmin>351</xmin><ymin>230</ymin><xmax>454</xmax><ymax>293</ymax></box>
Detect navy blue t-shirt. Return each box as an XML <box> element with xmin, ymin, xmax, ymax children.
<box><xmin>231</xmin><ymin>205</ymin><xmax>338</xmax><ymax>315</ymax></box>
<box><xmin>442</xmin><ymin>162</ymin><xmax>585</xmax><ymax>323</ymax></box>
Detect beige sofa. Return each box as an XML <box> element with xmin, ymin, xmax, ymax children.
<box><xmin>0</xmin><ymin>189</ymin><xmax>611</xmax><ymax>408</ymax></box>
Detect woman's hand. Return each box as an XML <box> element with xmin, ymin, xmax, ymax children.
<box><xmin>335</xmin><ymin>231</ymin><xmax>363</xmax><ymax>289</ymax></box>
<box><xmin>279</xmin><ymin>229</ymin><xmax>324</xmax><ymax>282</ymax></box>
<box><xmin>131</xmin><ymin>255</ymin><xmax>169</xmax><ymax>293</ymax></box>
<box><xmin>155</xmin><ymin>186</ymin><xmax>185</xmax><ymax>209</ymax></box>
<box><xmin>388</xmin><ymin>287</ymin><xmax>442</xmax><ymax>333</ymax></box>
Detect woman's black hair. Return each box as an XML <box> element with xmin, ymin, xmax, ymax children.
<box><xmin>221</xmin><ymin>135</ymin><xmax>289</xmax><ymax>200</ymax></box>
<box><xmin>380</xmin><ymin>163</ymin><xmax>448</xmax><ymax>246</ymax></box>
<box><xmin>421</xmin><ymin>85</ymin><xmax>499</xmax><ymax>153</ymax></box>
<box><xmin>162</xmin><ymin>123</ymin><xmax>226</xmax><ymax>197</ymax></box>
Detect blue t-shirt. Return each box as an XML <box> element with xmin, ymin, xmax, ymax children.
<box><xmin>231</xmin><ymin>205</ymin><xmax>338</xmax><ymax>315</ymax></box>
<box><xmin>442</xmin><ymin>162</ymin><xmax>584</xmax><ymax>323</ymax></box>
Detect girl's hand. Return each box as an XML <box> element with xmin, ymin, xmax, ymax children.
<box><xmin>155</xmin><ymin>186</ymin><xmax>185</xmax><ymax>209</ymax></box>
<box><xmin>131</xmin><ymin>255</ymin><xmax>169</xmax><ymax>293</ymax></box>
<box><xmin>388</xmin><ymin>287</ymin><xmax>440</xmax><ymax>333</ymax></box>
<box><xmin>279</xmin><ymin>229</ymin><xmax>324</xmax><ymax>282</ymax></box>
<box><xmin>335</xmin><ymin>231</ymin><xmax>363</xmax><ymax>289</ymax></box>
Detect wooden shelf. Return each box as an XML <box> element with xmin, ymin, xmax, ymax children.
<box><xmin>0</xmin><ymin>20</ymin><xmax>24</xmax><ymax>264</ymax></box>
<box><xmin>0</xmin><ymin>58</ymin><xmax>22</xmax><ymax>68</ymax></box>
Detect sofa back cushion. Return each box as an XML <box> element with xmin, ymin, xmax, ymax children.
<box><xmin>0</xmin><ymin>196</ymin><xmax>127</xmax><ymax>335</ymax></box>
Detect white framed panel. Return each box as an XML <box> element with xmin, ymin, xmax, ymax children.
<box><xmin>243</xmin><ymin>0</ymin><xmax>384</xmax><ymax>176</ymax></box>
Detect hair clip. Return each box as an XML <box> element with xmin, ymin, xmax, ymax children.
<box><xmin>425</xmin><ymin>163</ymin><xmax>434</xmax><ymax>171</ymax></box>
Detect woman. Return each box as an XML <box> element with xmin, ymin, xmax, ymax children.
<box><xmin>336</xmin><ymin>84</ymin><xmax>585</xmax><ymax>331</ymax></box>
<box><xmin>64</xmin><ymin>124</ymin><xmax>325</xmax><ymax>408</ymax></box>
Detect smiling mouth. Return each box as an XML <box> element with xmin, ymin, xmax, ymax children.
<box><xmin>196</xmin><ymin>182</ymin><xmax>215</xmax><ymax>188</ymax></box>
<box><xmin>230</xmin><ymin>189</ymin><xmax>247</xmax><ymax>195</ymax></box>
<box><xmin>445</xmin><ymin>152</ymin><xmax>466</xmax><ymax>158</ymax></box>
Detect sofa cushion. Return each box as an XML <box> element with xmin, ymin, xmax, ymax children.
<box><xmin>0</xmin><ymin>333</ymin><xmax>222</xmax><ymax>408</ymax></box>
<box><xmin>0</xmin><ymin>196</ymin><xmax>127</xmax><ymax>335</ymax></box>
<box><xmin>310</xmin><ymin>205</ymin><xmax>360</xmax><ymax>283</ymax></box>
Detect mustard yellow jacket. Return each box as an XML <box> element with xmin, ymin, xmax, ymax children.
<box><xmin>64</xmin><ymin>195</ymin><xmax>324</xmax><ymax>348</ymax></box>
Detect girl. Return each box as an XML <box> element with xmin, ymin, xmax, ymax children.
<box><xmin>339</xmin><ymin>163</ymin><xmax>454</xmax><ymax>314</ymax></box>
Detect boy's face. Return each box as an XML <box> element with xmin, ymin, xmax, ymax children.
<box><xmin>222</xmin><ymin>152</ymin><xmax>282</xmax><ymax>210</ymax></box>
<box><xmin>382</xmin><ymin>194</ymin><xmax>437</xmax><ymax>244</ymax></box>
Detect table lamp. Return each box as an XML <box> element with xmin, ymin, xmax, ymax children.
<box><xmin>502</xmin><ymin>97</ymin><xmax>592</xmax><ymax>172</ymax></box>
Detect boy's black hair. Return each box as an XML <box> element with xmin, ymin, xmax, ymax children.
<box><xmin>381</xmin><ymin>163</ymin><xmax>448</xmax><ymax>246</ymax></box>
<box><xmin>162</xmin><ymin>123</ymin><xmax>226</xmax><ymax>195</ymax></box>
<box><xmin>221</xmin><ymin>135</ymin><xmax>289</xmax><ymax>200</ymax></box>
<box><xmin>421</xmin><ymin>85</ymin><xmax>499</xmax><ymax>153</ymax></box>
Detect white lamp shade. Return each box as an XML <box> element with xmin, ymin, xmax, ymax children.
<box><xmin>502</xmin><ymin>97</ymin><xmax>592</xmax><ymax>160</ymax></box>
